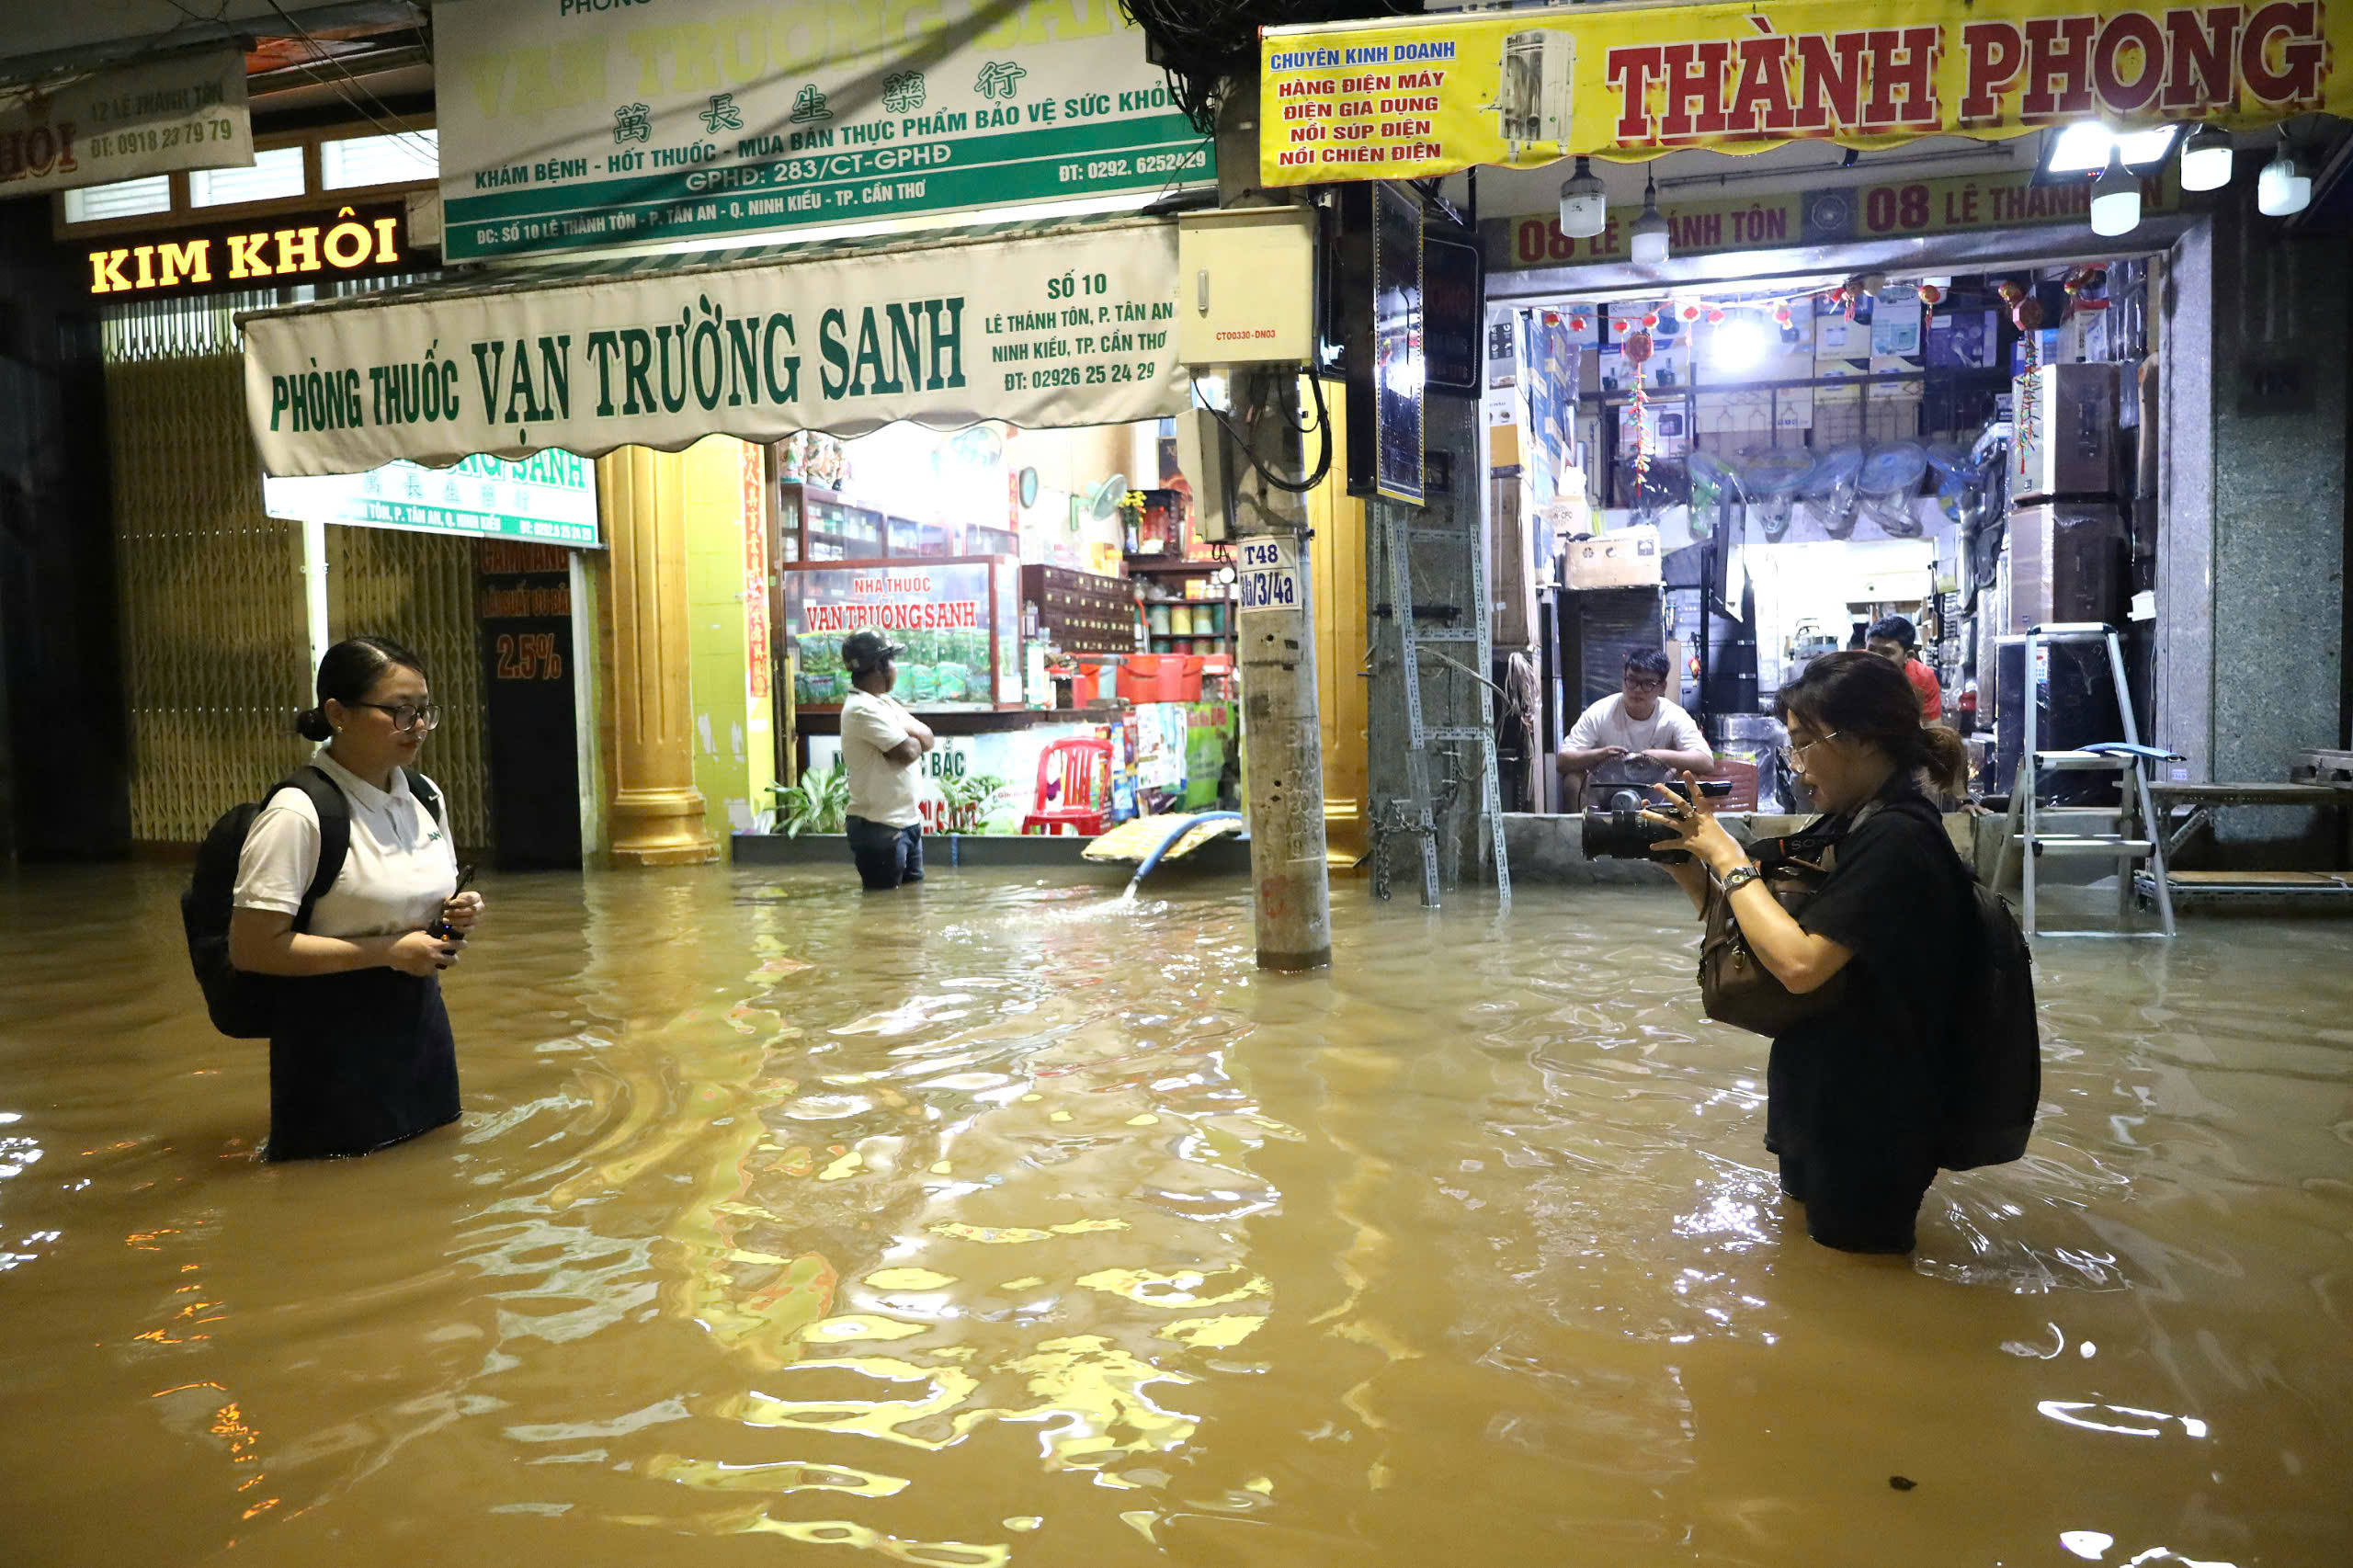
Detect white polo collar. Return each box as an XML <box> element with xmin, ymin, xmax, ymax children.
<box><xmin>312</xmin><ymin>747</ymin><xmax>410</xmax><ymax>813</ymax></box>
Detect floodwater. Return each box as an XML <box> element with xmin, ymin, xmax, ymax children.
<box><xmin>3</xmin><ymin>864</ymin><xmax>2349</xmax><ymax>1568</ymax></box>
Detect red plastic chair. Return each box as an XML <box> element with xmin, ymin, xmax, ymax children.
<box><xmin>1022</xmin><ymin>738</ymin><xmax>1113</xmax><ymax>836</ymax></box>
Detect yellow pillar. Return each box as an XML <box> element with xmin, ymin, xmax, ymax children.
<box><xmin>600</xmin><ymin>446</ymin><xmax>717</xmax><ymax>866</ymax></box>
<box><xmin>1308</xmin><ymin>377</ymin><xmax>1371</xmax><ymax>867</ymax></box>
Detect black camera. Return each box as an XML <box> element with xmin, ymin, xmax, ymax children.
<box><xmin>1581</xmin><ymin>779</ymin><xmax>1733</xmax><ymax>861</ymax></box>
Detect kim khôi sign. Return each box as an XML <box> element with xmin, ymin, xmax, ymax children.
<box><xmin>239</xmin><ymin>216</ymin><xmax>1187</xmax><ymax>477</ymax></box>
<box><xmin>88</xmin><ymin>204</ymin><xmax>410</xmax><ymax>299</ymax></box>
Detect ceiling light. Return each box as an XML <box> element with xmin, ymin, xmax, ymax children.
<box><xmin>1558</xmin><ymin>156</ymin><xmax>1607</xmax><ymax>240</ymax></box>
<box><xmin>1710</xmin><ymin>312</ymin><xmax>1771</xmax><ymax>372</ymax></box>
<box><xmin>2089</xmin><ymin>149</ymin><xmax>2141</xmax><ymax>236</ymax></box>
<box><xmin>1630</xmin><ymin>175</ymin><xmax>1668</xmax><ymax>266</ymax></box>
<box><xmin>2044</xmin><ymin>122</ymin><xmax>2179</xmax><ymax>177</ymax></box>
<box><xmin>2258</xmin><ymin>141</ymin><xmax>2310</xmax><ymax>216</ymax></box>
<box><xmin>2178</xmin><ymin>125</ymin><xmax>2234</xmax><ymax>191</ymax></box>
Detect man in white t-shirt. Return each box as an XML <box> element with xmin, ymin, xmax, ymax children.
<box><xmin>1557</xmin><ymin>648</ymin><xmax>1715</xmax><ymax>804</ymax></box>
<box><xmin>838</xmin><ymin>629</ymin><xmax>936</xmax><ymax>891</ymax></box>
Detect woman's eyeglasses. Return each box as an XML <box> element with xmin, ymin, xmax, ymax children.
<box><xmin>1781</xmin><ymin>731</ymin><xmax>1839</xmax><ymax>767</ymax></box>
<box><xmin>352</xmin><ymin>700</ymin><xmax>441</xmax><ymax>733</ymax></box>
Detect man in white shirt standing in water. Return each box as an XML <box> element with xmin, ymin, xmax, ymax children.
<box><xmin>838</xmin><ymin>629</ymin><xmax>936</xmax><ymax>892</ymax></box>
<box><xmin>1557</xmin><ymin>648</ymin><xmax>1716</xmax><ymax>804</ymax></box>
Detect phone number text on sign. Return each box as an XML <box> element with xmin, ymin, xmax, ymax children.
<box><xmin>1238</xmin><ymin>538</ymin><xmax>1300</xmax><ymax>615</ymax></box>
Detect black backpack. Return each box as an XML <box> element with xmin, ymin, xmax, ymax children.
<box><xmin>1937</xmin><ymin>870</ymin><xmax>2042</xmax><ymax>1171</ymax></box>
<box><xmin>180</xmin><ymin>766</ymin><xmax>444</xmax><ymax>1039</ymax></box>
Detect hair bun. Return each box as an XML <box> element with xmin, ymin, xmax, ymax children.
<box><xmin>294</xmin><ymin>707</ymin><xmax>333</xmax><ymax>743</ymax></box>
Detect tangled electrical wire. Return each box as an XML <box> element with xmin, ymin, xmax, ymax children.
<box><xmin>1118</xmin><ymin>1</ymin><xmax>1420</xmax><ymax>133</ymax></box>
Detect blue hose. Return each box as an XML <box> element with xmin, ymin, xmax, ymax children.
<box><xmin>1125</xmin><ymin>812</ymin><xmax>1245</xmax><ymax>896</ymax></box>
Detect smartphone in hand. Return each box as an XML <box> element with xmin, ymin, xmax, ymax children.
<box><xmin>428</xmin><ymin>863</ymin><xmax>477</xmax><ymax>941</ymax></box>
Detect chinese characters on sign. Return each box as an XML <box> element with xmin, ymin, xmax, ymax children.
<box><xmin>437</xmin><ymin>0</ymin><xmax>1213</xmax><ymax>259</ymax></box>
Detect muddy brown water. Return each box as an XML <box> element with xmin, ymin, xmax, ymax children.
<box><xmin>1</xmin><ymin>864</ymin><xmax>2348</xmax><ymax>1567</ymax></box>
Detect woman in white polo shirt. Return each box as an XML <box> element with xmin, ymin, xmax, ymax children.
<box><xmin>228</xmin><ymin>637</ymin><xmax>483</xmax><ymax>1161</ymax></box>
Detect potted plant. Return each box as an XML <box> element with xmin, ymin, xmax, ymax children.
<box><xmin>768</xmin><ymin>756</ymin><xmax>849</xmax><ymax>836</ymax></box>
<box><xmin>935</xmin><ymin>771</ymin><xmax>1006</xmax><ymax>834</ymax></box>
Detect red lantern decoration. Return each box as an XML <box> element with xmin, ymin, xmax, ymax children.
<box><xmin>1613</xmin><ymin>319</ymin><xmax>1630</xmax><ymax>335</ymax></box>
<box><xmin>1917</xmin><ymin>283</ymin><xmax>1944</xmax><ymax>306</ymax></box>
<box><xmin>1569</xmin><ymin>313</ymin><xmax>1589</xmax><ymax>332</ymax></box>
<box><xmin>1622</xmin><ymin>329</ymin><xmax>1654</xmax><ymax>365</ymax></box>
<box><xmin>1772</xmin><ymin>302</ymin><xmax>1793</xmax><ymax>325</ymax></box>
<box><xmin>1707</xmin><ymin>309</ymin><xmax>1725</xmax><ymax>325</ymax></box>
<box><xmin>1995</xmin><ymin>279</ymin><xmax>2025</xmax><ymax>305</ymax></box>
<box><xmin>2062</xmin><ymin>267</ymin><xmax>2112</xmax><ymax>312</ymax></box>
<box><xmin>2012</xmin><ymin>295</ymin><xmax>2045</xmax><ymax>333</ymax></box>
<box><xmin>1680</xmin><ymin>302</ymin><xmax>1701</xmax><ymax>322</ymax></box>
<box><xmin>1643</xmin><ymin>312</ymin><xmax>1660</xmax><ymax>329</ymax></box>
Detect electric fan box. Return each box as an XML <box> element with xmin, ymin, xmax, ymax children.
<box><xmin>1565</xmin><ymin>525</ymin><xmax>1662</xmax><ymax>589</ymax></box>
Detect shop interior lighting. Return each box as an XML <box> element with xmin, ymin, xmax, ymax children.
<box><xmin>2177</xmin><ymin>125</ymin><xmax>2234</xmax><ymax>191</ymax></box>
<box><xmin>2089</xmin><ymin>149</ymin><xmax>2142</xmax><ymax>237</ymax></box>
<box><xmin>1557</xmin><ymin>156</ymin><xmax>1608</xmax><ymax>240</ymax></box>
<box><xmin>2040</xmin><ymin>122</ymin><xmax>2178</xmax><ymax>179</ymax></box>
<box><xmin>2257</xmin><ymin>137</ymin><xmax>2311</xmax><ymax>216</ymax></box>
<box><xmin>1630</xmin><ymin>175</ymin><xmax>1669</xmax><ymax>266</ymax></box>
<box><xmin>1710</xmin><ymin>312</ymin><xmax>1772</xmax><ymax>372</ymax></box>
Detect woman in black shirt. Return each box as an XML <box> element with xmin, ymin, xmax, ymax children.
<box><xmin>1644</xmin><ymin>651</ymin><xmax>1977</xmax><ymax>1254</ymax></box>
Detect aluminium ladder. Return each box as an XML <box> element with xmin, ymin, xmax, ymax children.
<box><xmin>1996</xmin><ymin>621</ymin><xmax>2177</xmax><ymax>938</ymax></box>
<box><xmin>1377</xmin><ymin>511</ymin><xmax>1510</xmax><ymax>907</ymax></box>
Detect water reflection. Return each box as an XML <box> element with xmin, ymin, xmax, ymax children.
<box><xmin>0</xmin><ymin>865</ymin><xmax>2348</xmax><ymax>1565</ymax></box>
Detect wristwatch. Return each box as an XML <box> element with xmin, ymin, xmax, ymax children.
<box><xmin>1720</xmin><ymin>864</ymin><xmax>1764</xmax><ymax>895</ymax></box>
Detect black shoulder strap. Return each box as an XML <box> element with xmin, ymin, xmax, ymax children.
<box><xmin>404</xmin><ymin>768</ymin><xmax>444</xmax><ymax>834</ymax></box>
<box><xmin>284</xmin><ymin>767</ymin><xmax>351</xmax><ymax>935</ymax></box>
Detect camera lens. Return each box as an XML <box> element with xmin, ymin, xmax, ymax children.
<box><xmin>1580</xmin><ymin>804</ymin><xmax>1683</xmax><ymax>861</ymax></box>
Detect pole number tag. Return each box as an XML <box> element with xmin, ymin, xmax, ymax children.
<box><xmin>1238</xmin><ymin>538</ymin><xmax>1299</xmax><ymax>615</ymax></box>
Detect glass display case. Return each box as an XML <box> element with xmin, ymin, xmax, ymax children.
<box><xmin>779</xmin><ymin>483</ymin><xmax>976</xmax><ymax>562</ymax></box>
<box><xmin>887</xmin><ymin>516</ymin><xmax>955</xmax><ymax>557</ymax></box>
<box><xmin>778</xmin><ymin>555</ymin><xmax>1024</xmax><ymax>710</ymax></box>
<box><xmin>965</xmin><ymin>522</ymin><xmax>1018</xmax><ymax>557</ymax></box>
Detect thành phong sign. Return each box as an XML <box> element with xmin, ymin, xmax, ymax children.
<box><xmin>1261</xmin><ymin>0</ymin><xmax>2351</xmax><ymax>186</ymax></box>
<box><xmin>237</xmin><ymin>215</ymin><xmax>1187</xmax><ymax>477</ymax></box>
<box><xmin>87</xmin><ymin>204</ymin><xmax>410</xmax><ymax>299</ymax></box>
<box><xmin>435</xmin><ymin>0</ymin><xmax>1213</xmax><ymax>261</ymax></box>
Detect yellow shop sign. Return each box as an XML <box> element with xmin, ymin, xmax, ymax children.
<box><xmin>1262</xmin><ymin>0</ymin><xmax>2353</xmax><ymax>187</ymax></box>
<box><xmin>87</xmin><ymin>205</ymin><xmax>407</xmax><ymax>297</ymax></box>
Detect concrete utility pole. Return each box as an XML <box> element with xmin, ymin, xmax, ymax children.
<box><xmin>1217</xmin><ymin>83</ymin><xmax>1332</xmax><ymax>972</ymax></box>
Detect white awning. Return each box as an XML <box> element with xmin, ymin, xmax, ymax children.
<box><xmin>239</xmin><ymin>214</ymin><xmax>1188</xmax><ymax>477</ymax></box>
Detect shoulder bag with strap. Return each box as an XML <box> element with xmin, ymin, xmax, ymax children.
<box><xmin>184</xmin><ymin>765</ymin><xmax>445</xmax><ymax>1039</ymax></box>
<box><xmin>1695</xmin><ymin>801</ymin><xmax>1882</xmax><ymax>1039</ymax></box>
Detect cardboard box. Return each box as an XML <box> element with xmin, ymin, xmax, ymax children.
<box><xmin>1564</xmin><ymin>524</ymin><xmax>1661</xmax><ymax>589</ymax></box>
<box><xmin>1488</xmin><ymin>419</ymin><xmax>1520</xmax><ymax>470</ymax></box>
<box><xmin>1926</xmin><ymin>309</ymin><xmax>2000</xmax><ymax>369</ymax></box>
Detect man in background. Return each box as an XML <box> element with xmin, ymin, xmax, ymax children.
<box><xmin>839</xmin><ymin>629</ymin><xmax>935</xmax><ymax>892</ymax></box>
<box><xmin>1866</xmin><ymin>615</ymin><xmax>1944</xmax><ymax>722</ymax></box>
<box><xmin>1557</xmin><ymin>649</ymin><xmax>1715</xmax><ymax>804</ymax></box>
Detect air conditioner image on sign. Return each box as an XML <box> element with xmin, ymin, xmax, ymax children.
<box><xmin>1487</xmin><ymin>30</ymin><xmax>1575</xmax><ymax>157</ymax></box>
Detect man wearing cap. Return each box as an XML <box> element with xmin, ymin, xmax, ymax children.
<box><xmin>839</xmin><ymin>629</ymin><xmax>935</xmax><ymax>891</ymax></box>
